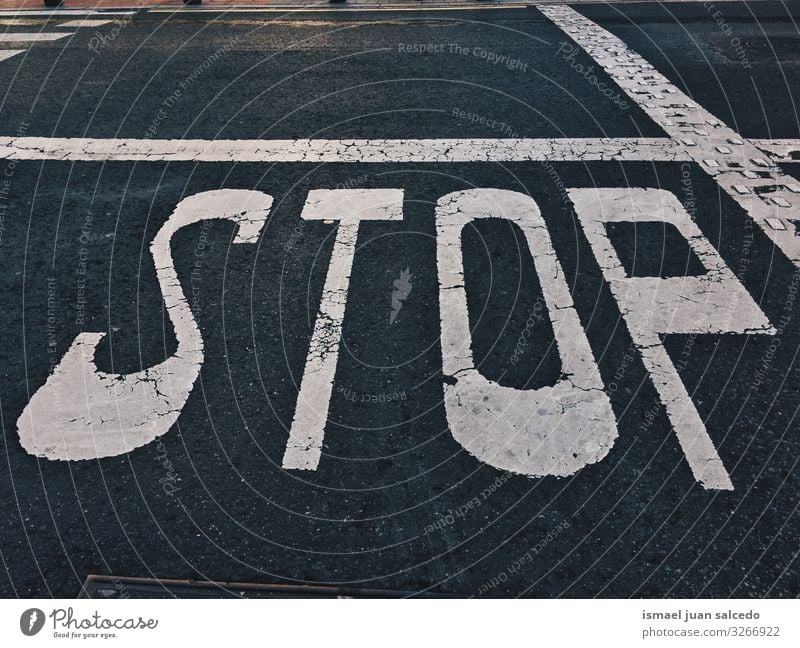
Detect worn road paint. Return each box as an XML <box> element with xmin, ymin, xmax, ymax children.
<box><xmin>282</xmin><ymin>189</ymin><xmax>404</xmax><ymax>471</ymax></box>
<box><xmin>0</xmin><ymin>10</ymin><xmax>134</xmax><ymax>17</ymax></box>
<box><xmin>752</xmin><ymin>139</ymin><xmax>800</xmax><ymax>164</ymax></box>
<box><xmin>59</xmin><ymin>19</ymin><xmax>115</xmax><ymax>28</ymax></box>
<box><xmin>571</xmin><ymin>187</ymin><xmax>775</xmax><ymax>490</ymax></box>
<box><xmin>539</xmin><ymin>4</ymin><xmax>800</xmax><ymax>267</ymax></box>
<box><xmin>0</xmin><ymin>33</ymin><xmax>72</xmax><ymax>42</ymax></box>
<box><xmin>17</xmin><ymin>190</ymin><xmax>272</xmax><ymax>461</ymax></box>
<box><xmin>0</xmin><ymin>137</ymin><xmax>690</xmax><ymax>163</ymax></box>
<box><xmin>436</xmin><ymin>189</ymin><xmax>617</xmax><ymax>477</ymax></box>
<box><xmin>150</xmin><ymin>5</ymin><xmax>528</xmax><ymax>13</ymax></box>
<box><xmin>0</xmin><ymin>49</ymin><xmax>22</xmax><ymax>62</ymax></box>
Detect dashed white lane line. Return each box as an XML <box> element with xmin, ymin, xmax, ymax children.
<box><xmin>17</xmin><ymin>190</ymin><xmax>272</xmax><ymax>461</ymax></box>
<box><xmin>59</xmin><ymin>19</ymin><xmax>115</xmax><ymax>28</ymax></box>
<box><xmin>0</xmin><ymin>49</ymin><xmax>22</xmax><ymax>62</ymax></box>
<box><xmin>282</xmin><ymin>188</ymin><xmax>404</xmax><ymax>471</ymax></box>
<box><xmin>0</xmin><ymin>32</ymin><xmax>72</xmax><ymax>42</ymax></box>
<box><xmin>0</xmin><ymin>137</ymin><xmax>689</xmax><ymax>162</ymax></box>
<box><xmin>539</xmin><ymin>4</ymin><xmax>800</xmax><ymax>267</ymax></box>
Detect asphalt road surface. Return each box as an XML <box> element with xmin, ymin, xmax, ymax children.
<box><xmin>1</xmin><ymin>1</ymin><xmax>799</xmax><ymax>598</ymax></box>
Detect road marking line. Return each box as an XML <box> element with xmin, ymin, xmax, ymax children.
<box><xmin>437</xmin><ymin>188</ymin><xmax>618</xmax><ymax>477</ymax></box>
<box><xmin>0</xmin><ymin>137</ymin><xmax>689</xmax><ymax>162</ymax></box>
<box><xmin>151</xmin><ymin>6</ymin><xmax>528</xmax><ymax>13</ymax></box>
<box><xmin>59</xmin><ymin>19</ymin><xmax>115</xmax><ymax>28</ymax></box>
<box><xmin>571</xmin><ymin>187</ymin><xmax>775</xmax><ymax>490</ymax></box>
<box><xmin>0</xmin><ymin>49</ymin><xmax>23</xmax><ymax>61</ymax></box>
<box><xmin>282</xmin><ymin>189</ymin><xmax>404</xmax><ymax>470</ymax></box>
<box><xmin>0</xmin><ymin>10</ymin><xmax>135</xmax><ymax>17</ymax></box>
<box><xmin>752</xmin><ymin>139</ymin><xmax>800</xmax><ymax>163</ymax></box>
<box><xmin>539</xmin><ymin>4</ymin><xmax>800</xmax><ymax>267</ymax></box>
<box><xmin>0</xmin><ymin>32</ymin><xmax>72</xmax><ymax>42</ymax></box>
<box><xmin>1</xmin><ymin>136</ymin><xmax>796</xmax><ymax>166</ymax></box>
<box><xmin>17</xmin><ymin>190</ymin><xmax>272</xmax><ymax>461</ymax></box>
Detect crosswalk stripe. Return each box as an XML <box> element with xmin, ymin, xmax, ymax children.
<box><xmin>0</xmin><ymin>49</ymin><xmax>23</xmax><ymax>62</ymax></box>
<box><xmin>59</xmin><ymin>19</ymin><xmax>115</xmax><ymax>28</ymax></box>
<box><xmin>0</xmin><ymin>32</ymin><xmax>72</xmax><ymax>42</ymax></box>
<box><xmin>539</xmin><ymin>3</ymin><xmax>800</xmax><ymax>267</ymax></box>
<box><xmin>0</xmin><ymin>10</ymin><xmax>134</xmax><ymax>17</ymax></box>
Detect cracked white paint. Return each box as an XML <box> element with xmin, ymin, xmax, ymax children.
<box><xmin>751</xmin><ymin>139</ymin><xmax>800</xmax><ymax>165</ymax></box>
<box><xmin>436</xmin><ymin>189</ymin><xmax>617</xmax><ymax>477</ymax></box>
<box><xmin>539</xmin><ymin>4</ymin><xmax>800</xmax><ymax>266</ymax></box>
<box><xmin>17</xmin><ymin>190</ymin><xmax>272</xmax><ymax>461</ymax></box>
<box><xmin>0</xmin><ymin>136</ymin><xmax>689</xmax><ymax>163</ymax></box>
<box><xmin>282</xmin><ymin>189</ymin><xmax>404</xmax><ymax>471</ymax></box>
<box><xmin>571</xmin><ymin>187</ymin><xmax>774</xmax><ymax>490</ymax></box>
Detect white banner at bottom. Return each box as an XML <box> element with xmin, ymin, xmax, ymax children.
<box><xmin>1</xmin><ymin>599</ymin><xmax>797</xmax><ymax>647</ymax></box>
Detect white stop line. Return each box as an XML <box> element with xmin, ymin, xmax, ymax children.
<box><xmin>10</xmin><ymin>6</ymin><xmax>800</xmax><ymax>491</ymax></box>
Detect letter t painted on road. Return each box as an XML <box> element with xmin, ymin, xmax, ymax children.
<box><xmin>282</xmin><ymin>189</ymin><xmax>404</xmax><ymax>470</ymax></box>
